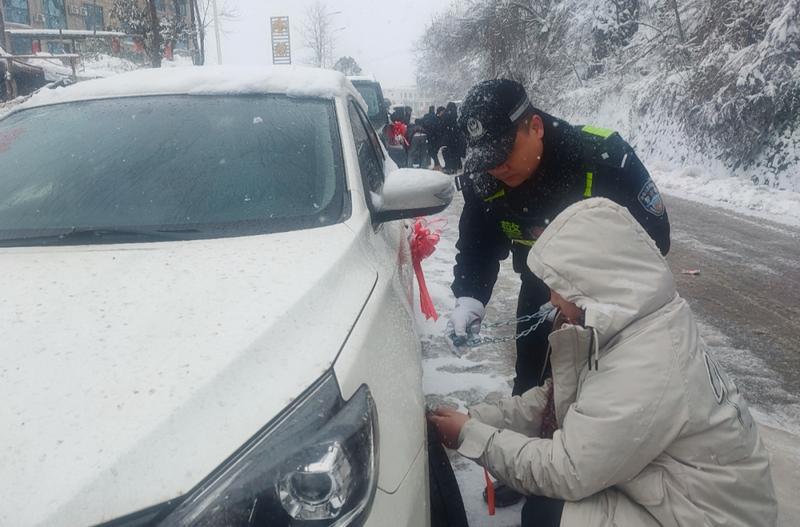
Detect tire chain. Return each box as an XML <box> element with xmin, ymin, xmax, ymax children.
<box><xmin>460</xmin><ymin>308</ymin><xmax>557</xmax><ymax>348</ymax></box>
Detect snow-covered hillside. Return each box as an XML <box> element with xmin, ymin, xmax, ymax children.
<box><xmin>416</xmin><ymin>0</ymin><xmax>800</xmax><ymax>207</ymax></box>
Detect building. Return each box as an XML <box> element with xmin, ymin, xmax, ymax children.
<box><xmin>3</xmin><ymin>0</ymin><xmax>191</xmax><ymax>55</ymax></box>
<box><xmin>382</xmin><ymin>85</ymin><xmax>436</xmax><ymax>118</ymax></box>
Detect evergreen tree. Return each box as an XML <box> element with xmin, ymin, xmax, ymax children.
<box><xmin>333</xmin><ymin>56</ymin><xmax>362</xmax><ymax>76</ymax></box>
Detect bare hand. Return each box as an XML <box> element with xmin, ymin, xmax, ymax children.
<box><xmin>427</xmin><ymin>407</ymin><xmax>470</xmax><ymax>449</ymax></box>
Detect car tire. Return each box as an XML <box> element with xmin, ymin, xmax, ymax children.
<box><xmin>427</xmin><ymin>423</ymin><xmax>470</xmax><ymax>527</ymax></box>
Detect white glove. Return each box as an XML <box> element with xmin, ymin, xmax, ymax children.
<box><xmin>446</xmin><ymin>297</ymin><xmax>485</xmax><ymax>352</ymax></box>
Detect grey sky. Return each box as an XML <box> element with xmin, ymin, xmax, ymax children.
<box><xmin>206</xmin><ymin>0</ymin><xmax>453</xmax><ymax>88</ymax></box>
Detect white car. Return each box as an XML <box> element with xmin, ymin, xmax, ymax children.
<box><xmin>0</xmin><ymin>67</ymin><xmax>453</xmax><ymax>527</ymax></box>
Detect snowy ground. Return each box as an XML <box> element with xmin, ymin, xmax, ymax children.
<box><xmin>415</xmin><ymin>190</ymin><xmax>800</xmax><ymax>526</ymax></box>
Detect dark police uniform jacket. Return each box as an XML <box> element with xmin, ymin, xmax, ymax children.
<box><xmin>452</xmin><ymin>114</ymin><xmax>670</xmax><ymax>307</ymax></box>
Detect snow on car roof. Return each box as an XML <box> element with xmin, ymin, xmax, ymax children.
<box><xmin>19</xmin><ymin>66</ymin><xmax>366</xmax><ymax>110</ymax></box>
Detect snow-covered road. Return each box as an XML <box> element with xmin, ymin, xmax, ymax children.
<box><xmin>666</xmin><ymin>195</ymin><xmax>800</xmax><ymax>434</ymax></box>
<box><xmin>416</xmin><ymin>190</ymin><xmax>800</xmax><ymax>526</ymax></box>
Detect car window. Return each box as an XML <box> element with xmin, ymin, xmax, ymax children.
<box><xmin>348</xmin><ymin>100</ymin><xmax>384</xmax><ymax>196</ymax></box>
<box><xmin>353</xmin><ymin>98</ymin><xmax>386</xmax><ymax>162</ymax></box>
<box><xmin>352</xmin><ymin>83</ymin><xmax>380</xmax><ymax>120</ymax></box>
<box><xmin>0</xmin><ymin>95</ymin><xmax>345</xmax><ymax>245</ymax></box>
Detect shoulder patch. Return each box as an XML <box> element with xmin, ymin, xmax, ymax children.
<box><xmin>638</xmin><ymin>179</ymin><xmax>665</xmax><ymax>217</ymax></box>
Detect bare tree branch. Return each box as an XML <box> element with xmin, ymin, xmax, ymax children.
<box><xmin>302</xmin><ymin>1</ymin><xmax>336</xmax><ymax>68</ymax></box>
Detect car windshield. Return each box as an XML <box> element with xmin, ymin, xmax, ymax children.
<box><xmin>0</xmin><ymin>95</ymin><xmax>344</xmax><ymax>245</ymax></box>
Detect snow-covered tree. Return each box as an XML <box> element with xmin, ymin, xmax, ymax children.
<box><xmin>414</xmin><ymin>3</ymin><xmax>485</xmax><ymax>102</ymax></box>
<box><xmin>683</xmin><ymin>0</ymin><xmax>800</xmax><ymax>184</ymax></box>
<box><xmin>416</xmin><ymin>0</ymin><xmax>578</xmax><ymax>105</ymax></box>
<box><xmin>111</xmin><ymin>0</ymin><xmax>150</xmax><ymax>41</ymax></box>
<box><xmin>333</xmin><ymin>56</ymin><xmax>362</xmax><ymax>76</ymax></box>
<box><xmin>159</xmin><ymin>8</ymin><xmax>191</xmax><ymax>61</ymax></box>
<box><xmin>302</xmin><ymin>1</ymin><xmax>337</xmax><ymax>68</ymax></box>
<box><xmin>112</xmin><ymin>0</ymin><xmax>202</xmax><ymax>67</ymax></box>
<box><xmin>189</xmin><ymin>0</ymin><xmax>237</xmax><ymax>65</ymax></box>
<box><xmin>111</xmin><ymin>0</ymin><xmax>162</xmax><ymax>67</ymax></box>
<box><xmin>591</xmin><ymin>0</ymin><xmax>640</xmax><ymax>69</ymax></box>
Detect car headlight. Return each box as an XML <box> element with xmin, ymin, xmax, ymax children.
<box><xmin>127</xmin><ymin>373</ymin><xmax>378</xmax><ymax>527</ymax></box>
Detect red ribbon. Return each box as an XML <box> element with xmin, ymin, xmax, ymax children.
<box><xmin>484</xmin><ymin>468</ymin><xmax>496</xmax><ymax>516</ymax></box>
<box><xmin>410</xmin><ymin>218</ymin><xmax>444</xmax><ymax>321</ymax></box>
<box><xmin>389</xmin><ymin>121</ymin><xmax>409</xmax><ymax>147</ymax></box>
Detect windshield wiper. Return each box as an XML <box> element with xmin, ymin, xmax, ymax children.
<box><xmin>0</xmin><ymin>227</ymin><xmax>200</xmax><ymax>246</ymax></box>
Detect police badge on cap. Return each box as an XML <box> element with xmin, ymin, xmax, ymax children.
<box><xmin>467</xmin><ymin>117</ymin><xmax>486</xmax><ymax>140</ymax></box>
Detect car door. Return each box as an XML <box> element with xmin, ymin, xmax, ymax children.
<box><xmin>346</xmin><ymin>98</ymin><xmax>414</xmax><ymax>305</ymax></box>
<box><xmin>335</xmin><ymin>98</ymin><xmax>426</xmax><ymax>499</ymax></box>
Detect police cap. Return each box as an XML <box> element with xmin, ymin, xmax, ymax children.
<box><xmin>458</xmin><ymin>79</ymin><xmax>534</xmax><ymax>176</ymax></box>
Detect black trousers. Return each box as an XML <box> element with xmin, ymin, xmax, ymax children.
<box><xmin>428</xmin><ymin>139</ymin><xmax>441</xmax><ymax>167</ymax></box>
<box><xmin>408</xmin><ymin>134</ymin><xmax>429</xmax><ymax>168</ymax></box>
<box><xmin>521</xmin><ymin>495</ymin><xmax>565</xmax><ymax>526</ymax></box>
<box><xmin>442</xmin><ymin>146</ymin><xmax>462</xmax><ymax>172</ymax></box>
<box><xmin>512</xmin><ymin>278</ymin><xmax>553</xmax><ymax>396</ymax></box>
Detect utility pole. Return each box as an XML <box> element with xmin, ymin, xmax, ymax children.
<box><xmin>0</xmin><ymin>0</ymin><xmax>14</xmax><ymax>101</ymax></box>
<box><xmin>192</xmin><ymin>0</ymin><xmax>205</xmax><ymax>65</ymax></box>
<box><xmin>188</xmin><ymin>0</ymin><xmax>198</xmax><ymax>64</ymax></box>
<box><xmin>0</xmin><ymin>0</ymin><xmax>8</xmax><ymax>51</ymax></box>
<box><xmin>211</xmin><ymin>0</ymin><xmax>222</xmax><ymax>64</ymax></box>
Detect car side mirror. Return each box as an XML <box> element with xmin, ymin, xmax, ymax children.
<box><xmin>373</xmin><ymin>168</ymin><xmax>454</xmax><ymax>223</ymax></box>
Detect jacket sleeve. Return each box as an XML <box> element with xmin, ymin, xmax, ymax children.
<box><xmin>595</xmin><ymin>136</ymin><xmax>671</xmax><ymax>256</ymax></box>
<box><xmin>451</xmin><ymin>190</ymin><xmax>511</xmax><ymax>305</ymax></box>
<box><xmin>458</xmin><ymin>330</ymin><xmax>688</xmax><ymax>501</ymax></box>
<box><xmin>464</xmin><ymin>380</ymin><xmax>551</xmax><ymax>437</ymax></box>
<box><xmin>620</xmin><ymin>149</ymin><xmax>671</xmax><ymax>255</ymax></box>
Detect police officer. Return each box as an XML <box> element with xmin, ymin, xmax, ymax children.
<box><xmin>448</xmin><ymin>78</ymin><xmax>670</xmax><ymax>435</ymax></box>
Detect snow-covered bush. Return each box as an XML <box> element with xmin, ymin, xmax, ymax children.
<box><xmin>592</xmin><ymin>0</ymin><xmax>640</xmax><ymax>67</ymax></box>
<box><xmin>682</xmin><ymin>0</ymin><xmax>800</xmax><ymax>188</ymax></box>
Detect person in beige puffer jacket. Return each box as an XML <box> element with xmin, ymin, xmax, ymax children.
<box><xmin>429</xmin><ymin>197</ymin><xmax>777</xmax><ymax>526</ymax></box>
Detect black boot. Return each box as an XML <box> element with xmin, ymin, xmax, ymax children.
<box><xmin>483</xmin><ymin>481</ymin><xmax>524</xmax><ymax>507</ymax></box>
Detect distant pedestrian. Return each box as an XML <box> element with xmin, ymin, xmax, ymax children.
<box><xmin>434</xmin><ymin>106</ymin><xmax>447</xmax><ymax>167</ymax></box>
<box><xmin>419</xmin><ymin>106</ymin><xmax>441</xmax><ymax>169</ymax></box>
<box><xmin>440</xmin><ymin>102</ymin><xmax>465</xmax><ymax>174</ymax></box>
<box><xmin>408</xmin><ymin>118</ymin><xmax>431</xmax><ymax>168</ymax></box>
<box><xmin>386</xmin><ymin>108</ymin><xmax>408</xmax><ymax>146</ymax></box>
<box><xmin>385</xmin><ymin>107</ymin><xmax>410</xmax><ymax>167</ymax></box>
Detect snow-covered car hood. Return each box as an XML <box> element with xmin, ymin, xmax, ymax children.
<box><xmin>0</xmin><ymin>224</ymin><xmax>377</xmax><ymax>527</ymax></box>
